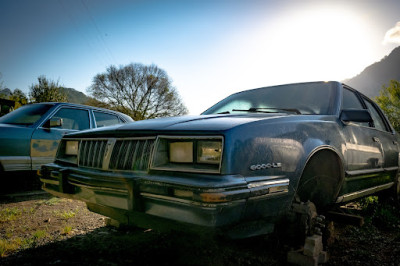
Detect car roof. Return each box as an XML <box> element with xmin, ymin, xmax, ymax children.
<box><xmin>34</xmin><ymin>102</ymin><xmax>133</xmax><ymax>121</ymax></box>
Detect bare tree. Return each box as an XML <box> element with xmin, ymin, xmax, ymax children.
<box><xmin>88</xmin><ymin>63</ymin><xmax>188</xmax><ymax>120</ymax></box>
<box><xmin>29</xmin><ymin>76</ymin><xmax>67</xmax><ymax>103</ymax></box>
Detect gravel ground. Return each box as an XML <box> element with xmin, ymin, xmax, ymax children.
<box><xmin>0</xmin><ymin>175</ymin><xmax>399</xmax><ymax>265</ymax></box>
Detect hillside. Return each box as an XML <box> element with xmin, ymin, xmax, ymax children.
<box><xmin>345</xmin><ymin>46</ymin><xmax>400</xmax><ymax>98</ymax></box>
<box><xmin>62</xmin><ymin>87</ymin><xmax>90</xmax><ymax>104</ymax></box>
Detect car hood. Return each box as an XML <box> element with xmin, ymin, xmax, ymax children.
<box><xmin>0</xmin><ymin>123</ymin><xmax>34</xmax><ymax>138</ymax></box>
<box><xmin>67</xmin><ymin>113</ymin><xmax>291</xmax><ymax>137</ymax></box>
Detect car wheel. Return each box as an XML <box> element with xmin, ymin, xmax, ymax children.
<box><xmin>296</xmin><ymin>150</ymin><xmax>343</xmax><ymax>211</ymax></box>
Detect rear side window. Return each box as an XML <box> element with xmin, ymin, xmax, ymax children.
<box><xmin>94</xmin><ymin>111</ymin><xmax>121</xmax><ymax>127</ymax></box>
<box><xmin>52</xmin><ymin>108</ymin><xmax>90</xmax><ymax>130</ymax></box>
<box><xmin>363</xmin><ymin>98</ymin><xmax>389</xmax><ymax>132</ymax></box>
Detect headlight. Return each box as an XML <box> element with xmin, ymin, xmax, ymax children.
<box><xmin>197</xmin><ymin>141</ymin><xmax>222</xmax><ymax>164</ymax></box>
<box><xmin>170</xmin><ymin>142</ymin><xmax>193</xmax><ymax>163</ymax></box>
<box><xmin>151</xmin><ymin>136</ymin><xmax>223</xmax><ymax>173</ymax></box>
<box><xmin>65</xmin><ymin>141</ymin><xmax>79</xmax><ymax>155</ymax></box>
<box><xmin>55</xmin><ymin>139</ymin><xmax>79</xmax><ymax>165</ymax></box>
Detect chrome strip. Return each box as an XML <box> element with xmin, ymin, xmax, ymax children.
<box><xmin>0</xmin><ymin>156</ymin><xmax>31</xmax><ymax>171</ymax></box>
<box><xmin>345</xmin><ymin>168</ymin><xmax>385</xmax><ymax>176</ymax></box>
<box><xmin>248</xmin><ymin>191</ymin><xmax>289</xmax><ymax>200</ymax></box>
<box><xmin>68</xmin><ymin>180</ymin><xmax>128</xmax><ymax>195</ymax></box>
<box><xmin>384</xmin><ymin>166</ymin><xmax>399</xmax><ymax>172</ymax></box>
<box><xmin>140</xmin><ymin>192</ymin><xmax>244</xmax><ymax>207</ymax></box>
<box><xmin>247</xmin><ymin>178</ymin><xmax>289</xmax><ymax>189</ymax></box>
<box><xmin>102</xmin><ymin>138</ymin><xmax>116</xmax><ymax>170</ymax></box>
<box><xmin>40</xmin><ymin>178</ymin><xmax>60</xmax><ymax>186</ymax></box>
<box><xmin>336</xmin><ymin>182</ymin><xmax>394</xmax><ymax>203</ymax></box>
<box><xmin>141</xmin><ymin>192</ymin><xmax>193</xmax><ymax>205</ymax></box>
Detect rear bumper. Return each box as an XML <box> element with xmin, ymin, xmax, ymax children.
<box><xmin>40</xmin><ymin>163</ymin><xmax>291</xmax><ymax>238</ymax></box>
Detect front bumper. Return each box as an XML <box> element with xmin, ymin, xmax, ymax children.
<box><xmin>40</xmin><ymin>163</ymin><xmax>291</xmax><ymax>238</ymax></box>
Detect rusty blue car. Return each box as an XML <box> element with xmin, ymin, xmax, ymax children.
<box><xmin>40</xmin><ymin>81</ymin><xmax>400</xmax><ymax>238</ymax></box>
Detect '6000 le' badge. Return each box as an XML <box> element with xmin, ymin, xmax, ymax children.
<box><xmin>250</xmin><ymin>163</ymin><xmax>282</xmax><ymax>171</ymax></box>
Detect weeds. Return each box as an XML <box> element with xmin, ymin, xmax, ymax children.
<box><xmin>54</xmin><ymin>209</ymin><xmax>77</xmax><ymax>220</ymax></box>
<box><xmin>62</xmin><ymin>225</ymin><xmax>73</xmax><ymax>235</ymax></box>
<box><xmin>0</xmin><ymin>238</ymin><xmax>22</xmax><ymax>257</ymax></box>
<box><xmin>37</xmin><ymin>197</ymin><xmax>62</xmax><ymax>206</ymax></box>
<box><xmin>32</xmin><ymin>230</ymin><xmax>47</xmax><ymax>240</ymax></box>
<box><xmin>0</xmin><ymin>208</ymin><xmax>22</xmax><ymax>222</ymax></box>
<box><xmin>357</xmin><ymin>196</ymin><xmax>400</xmax><ymax>229</ymax></box>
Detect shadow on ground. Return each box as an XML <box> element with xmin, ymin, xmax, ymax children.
<box><xmin>0</xmin><ymin>226</ymin><xmax>286</xmax><ymax>266</ymax></box>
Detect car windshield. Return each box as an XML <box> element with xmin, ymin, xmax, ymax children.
<box><xmin>202</xmin><ymin>82</ymin><xmax>338</xmax><ymax>115</ymax></box>
<box><xmin>0</xmin><ymin>104</ymin><xmax>53</xmax><ymax>126</ymax></box>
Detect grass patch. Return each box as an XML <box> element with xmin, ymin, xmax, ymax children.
<box><xmin>0</xmin><ymin>238</ymin><xmax>23</xmax><ymax>257</ymax></box>
<box><xmin>0</xmin><ymin>208</ymin><xmax>22</xmax><ymax>222</ymax></box>
<box><xmin>54</xmin><ymin>210</ymin><xmax>77</xmax><ymax>220</ymax></box>
<box><xmin>357</xmin><ymin>196</ymin><xmax>400</xmax><ymax>229</ymax></box>
<box><xmin>37</xmin><ymin>197</ymin><xmax>62</xmax><ymax>206</ymax></box>
<box><xmin>62</xmin><ymin>225</ymin><xmax>73</xmax><ymax>235</ymax></box>
<box><xmin>21</xmin><ymin>230</ymin><xmax>48</xmax><ymax>249</ymax></box>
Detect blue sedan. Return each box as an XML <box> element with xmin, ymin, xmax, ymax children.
<box><xmin>40</xmin><ymin>82</ymin><xmax>400</xmax><ymax>238</ymax></box>
<box><xmin>0</xmin><ymin>102</ymin><xmax>132</xmax><ymax>172</ymax></box>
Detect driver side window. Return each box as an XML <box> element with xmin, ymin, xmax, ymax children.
<box><xmin>51</xmin><ymin>108</ymin><xmax>90</xmax><ymax>130</ymax></box>
<box><xmin>342</xmin><ymin>88</ymin><xmax>369</xmax><ymax>127</ymax></box>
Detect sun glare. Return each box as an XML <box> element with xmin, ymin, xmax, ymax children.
<box><xmin>234</xmin><ymin>5</ymin><xmax>373</xmax><ymax>85</ymax></box>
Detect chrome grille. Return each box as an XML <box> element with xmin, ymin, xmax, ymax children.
<box><xmin>109</xmin><ymin>138</ymin><xmax>155</xmax><ymax>171</ymax></box>
<box><xmin>78</xmin><ymin>140</ymin><xmax>108</xmax><ymax>168</ymax></box>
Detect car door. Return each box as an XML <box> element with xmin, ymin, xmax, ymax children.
<box><xmin>341</xmin><ymin>87</ymin><xmax>385</xmax><ymax>194</ymax></box>
<box><xmin>30</xmin><ymin>107</ymin><xmax>91</xmax><ymax>170</ymax></box>
<box><xmin>361</xmin><ymin>96</ymin><xmax>399</xmax><ymax>180</ymax></box>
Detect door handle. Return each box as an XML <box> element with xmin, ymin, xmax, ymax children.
<box><xmin>372</xmin><ymin>137</ymin><xmax>380</xmax><ymax>143</ymax></box>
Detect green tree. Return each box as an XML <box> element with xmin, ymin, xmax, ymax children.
<box><xmin>375</xmin><ymin>80</ymin><xmax>400</xmax><ymax>132</ymax></box>
<box><xmin>10</xmin><ymin>89</ymin><xmax>28</xmax><ymax>109</ymax></box>
<box><xmin>88</xmin><ymin>63</ymin><xmax>188</xmax><ymax>120</ymax></box>
<box><xmin>29</xmin><ymin>76</ymin><xmax>67</xmax><ymax>103</ymax></box>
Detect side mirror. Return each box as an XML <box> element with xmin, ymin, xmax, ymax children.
<box><xmin>340</xmin><ymin>109</ymin><xmax>373</xmax><ymax>123</ymax></box>
<box><xmin>43</xmin><ymin>117</ymin><xmax>63</xmax><ymax>129</ymax></box>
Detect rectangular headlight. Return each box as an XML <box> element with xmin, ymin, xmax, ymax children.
<box><xmin>197</xmin><ymin>141</ymin><xmax>222</xmax><ymax>164</ymax></box>
<box><xmin>151</xmin><ymin>136</ymin><xmax>223</xmax><ymax>173</ymax></box>
<box><xmin>170</xmin><ymin>142</ymin><xmax>193</xmax><ymax>163</ymax></box>
<box><xmin>65</xmin><ymin>141</ymin><xmax>79</xmax><ymax>155</ymax></box>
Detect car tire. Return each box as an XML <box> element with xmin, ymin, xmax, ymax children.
<box><xmin>296</xmin><ymin>150</ymin><xmax>343</xmax><ymax>211</ymax></box>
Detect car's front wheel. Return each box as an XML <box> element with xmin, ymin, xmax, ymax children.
<box><xmin>296</xmin><ymin>150</ymin><xmax>343</xmax><ymax>211</ymax></box>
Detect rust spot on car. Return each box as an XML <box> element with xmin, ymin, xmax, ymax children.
<box><xmin>31</xmin><ymin>140</ymin><xmax>60</xmax><ymax>157</ymax></box>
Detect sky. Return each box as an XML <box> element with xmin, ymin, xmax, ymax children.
<box><xmin>1</xmin><ymin>0</ymin><xmax>400</xmax><ymax>115</ymax></box>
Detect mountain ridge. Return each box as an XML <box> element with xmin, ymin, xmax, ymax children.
<box><xmin>344</xmin><ymin>46</ymin><xmax>400</xmax><ymax>98</ymax></box>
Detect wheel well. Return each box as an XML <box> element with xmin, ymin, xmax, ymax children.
<box><xmin>296</xmin><ymin>149</ymin><xmax>344</xmax><ymax>209</ymax></box>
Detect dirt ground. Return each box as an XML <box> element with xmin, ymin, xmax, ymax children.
<box><xmin>0</xmin><ymin>175</ymin><xmax>400</xmax><ymax>265</ymax></box>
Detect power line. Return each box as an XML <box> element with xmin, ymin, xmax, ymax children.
<box><xmin>80</xmin><ymin>0</ymin><xmax>116</xmax><ymax>65</ymax></box>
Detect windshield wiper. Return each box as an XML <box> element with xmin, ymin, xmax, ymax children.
<box><xmin>216</xmin><ymin>111</ymin><xmax>230</xmax><ymax>114</ymax></box>
<box><xmin>232</xmin><ymin>107</ymin><xmax>301</xmax><ymax>114</ymax></box>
